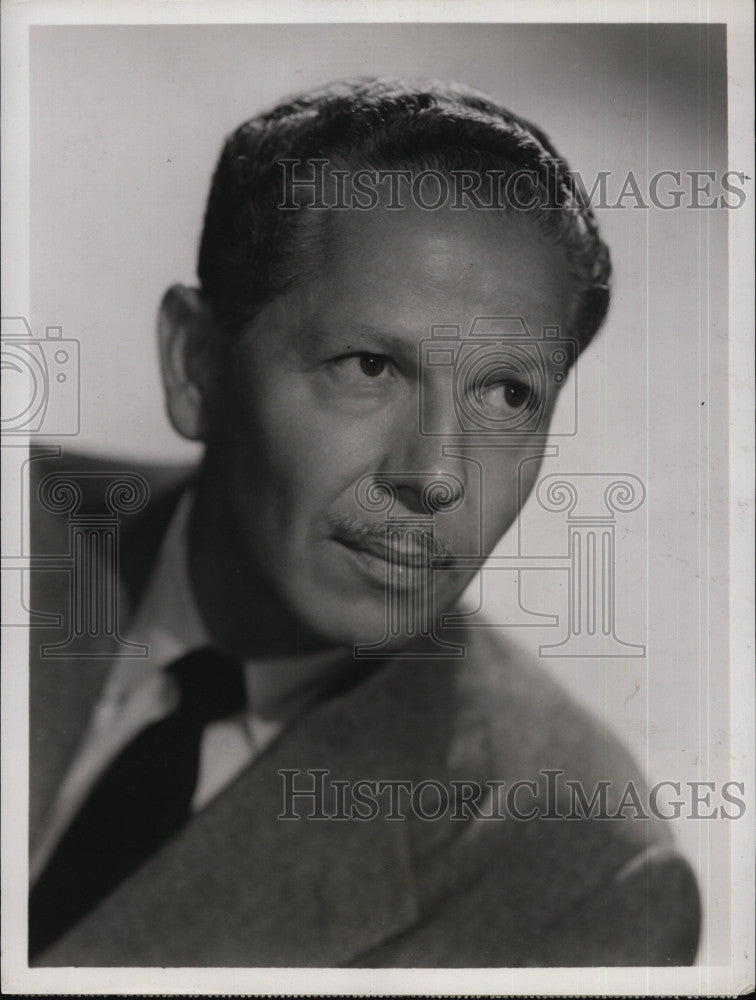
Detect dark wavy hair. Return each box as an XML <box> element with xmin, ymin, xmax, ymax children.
<box><xmin>198</xmin><ymin>77</ymin><xmax>611</xmax><ymax>351</ymax></box>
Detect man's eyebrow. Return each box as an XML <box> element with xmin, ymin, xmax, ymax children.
<box><xmin>309</xmin><ymin>325</ymin><xmax>421</xmax><ymax>361</ymax></box>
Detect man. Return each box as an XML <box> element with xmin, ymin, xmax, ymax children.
<box><xmin>28</xmin><ymin>78</ymin><xmax>700</xmax><ymax>966</ymax></box>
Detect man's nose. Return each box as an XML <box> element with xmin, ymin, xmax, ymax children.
<box><xmin>377</xmin><ymin>392</ymin><xmax>466</xmax><ymax>516</ymax></box>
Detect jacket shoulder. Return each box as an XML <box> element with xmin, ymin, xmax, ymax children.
<box><xmin>390</xmin><ymin>624</ymin><xmax>653</xmax><ymax>798</ymax></box>
<box><xmin>380</xmin><ymin>626</ymin><xmax>700</xmax><ymax>962</ymax></box>
<box><xmin>465</xmin><ymin>626</ymin><xmax>647</xmax><ymax>789</ymax></box>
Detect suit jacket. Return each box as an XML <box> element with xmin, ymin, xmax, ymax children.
<box><xmin>27</xmin><ymin>449</ymin><xmax>700</xmax><ymax>967</ymax></box>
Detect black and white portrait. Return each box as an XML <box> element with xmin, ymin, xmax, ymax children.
<box><xmin>1</xmin><ymin>3</ymin><xmax>753</xmax><ymax>995</ymax></box>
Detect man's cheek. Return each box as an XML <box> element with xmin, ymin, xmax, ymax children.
<box><xmin>277</xmin><ymin>411</ymin><xmax>383</xmax><ymax>479</ymax></box>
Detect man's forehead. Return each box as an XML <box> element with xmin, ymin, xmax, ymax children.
<box><xmin>302</xmin><ymin>203</ymin><xmax>574</xmax><ymax>337</ymax></box>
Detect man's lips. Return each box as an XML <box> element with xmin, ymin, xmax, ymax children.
<box><xmin>328</xmin><ymin>516</ymin><xmax>454</xmax><ymax>570</ymax></box>
<box><xmin>335</xmin><ymin>532</ymin><xmax>433</xmax><ymax>568</ymax></box>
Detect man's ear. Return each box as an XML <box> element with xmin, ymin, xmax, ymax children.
<box><xmin>157</xmin><ymin>284</ymin><xmax>219</xmax><ymax>441</ymax></box>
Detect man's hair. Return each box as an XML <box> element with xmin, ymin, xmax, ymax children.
<box><xmin>198</xmin><ymin>77</ymin><xmax>611</xmax><ymax>350</ymax></box>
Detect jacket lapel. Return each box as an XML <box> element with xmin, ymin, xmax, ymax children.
<box><xmin>34</xmin><ymin>655</ymin><xmax>421</xmax><ymax>966</ymax></box>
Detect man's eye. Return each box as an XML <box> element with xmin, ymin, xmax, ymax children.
<box><xmin>477</xmin><ymin>375</ymin><xmax>532</xmax><ymax>412</ymax></box>
<box><xmin>333</xmin><ymin>352</ymin><xmax>392</xmax><ymax>379</ymax></box>
<box><xmin>500</xmin><ymin>379</ymin><xmax>531</xmax><ymax>409</ymax></box>
<box><xmin>357</xmin><ymin>354</ymin><xmax>388</xmax><ymax>378</ymax></box>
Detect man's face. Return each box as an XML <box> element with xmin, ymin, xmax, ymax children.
<box><xmin>203</xmin><ymin>202</ymin><xmax>574</xmax><ymax>648</ymax></box>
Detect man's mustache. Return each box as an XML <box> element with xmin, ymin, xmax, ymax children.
<box><xmin>326</xmin><ymin>514</ymin><xmax>455</xmax><ymax>566</ymax></box>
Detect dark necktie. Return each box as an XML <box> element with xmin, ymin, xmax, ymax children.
<box><xmin>29</xmin><ymin>646</ymin><xmax>246</xmax><ymax>961</ymax></box>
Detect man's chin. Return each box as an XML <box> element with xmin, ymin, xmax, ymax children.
<box><xmin>288</xmin><ymin>585</ymin><xmax>463</xmax><ymax>656</ymax></box>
